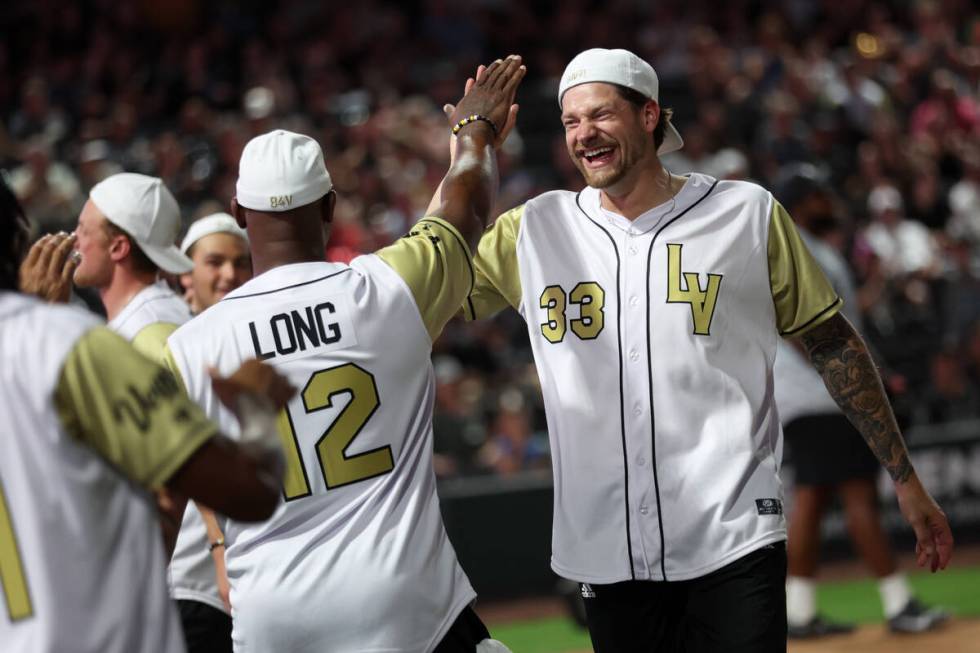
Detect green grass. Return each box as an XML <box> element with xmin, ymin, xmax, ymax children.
<box><xmin>488</xmin><ymin>566</ymin><xmax>980</xmax><ymax>653</ymax></box>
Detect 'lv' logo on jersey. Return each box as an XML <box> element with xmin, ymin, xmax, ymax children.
<box><xmin>666</xmin><ymin>243</ymin><xmax>722</xmax><ymax>336</ymax></box>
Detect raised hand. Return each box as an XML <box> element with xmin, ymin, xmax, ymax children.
<box><xmin>444</xmin><ymin>62</ymin><xmax>521</xmax><ymax>152</ymax></box>
<box><xmin>19</xmin><ymin>231</ymin><xmax>78</xmax><ymax>302</ymax></box>
<box><xmin>448</xmin><ymin>55</ymin><xmax>525</xmax><ymax>144</ymax></box>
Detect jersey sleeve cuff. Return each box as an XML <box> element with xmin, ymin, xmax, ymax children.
<box><xmin>779</xmin><ymin>296</ymin><xmax>843</xmax><ymax>337</ymax></box>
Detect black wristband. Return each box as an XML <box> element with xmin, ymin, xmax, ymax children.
<box><xmin>451</xmin><ymin>114</ymin><xmax>498</xmax><ymax>137</ymax></box>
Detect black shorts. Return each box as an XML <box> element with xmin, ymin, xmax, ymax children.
<box><xmin>784</xmin><ymin>413</ymin><xmax>879</xmax><ymax>486</ymax></box>
<box><xmin>582</xmin><ymin>543</ymin><xmax>787</xmax><ymax>653</ymax></box>
<box><xmin>176</xmin><ymin>599</ymin><xmax>232</xmax><ymax>653</ymax></box>
<box><xmin>433</xmin><ymin>605</ymin><xmax>492</xmax><ymax>653</ymax></box>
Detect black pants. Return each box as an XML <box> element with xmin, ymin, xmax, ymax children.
<box><xmin>177</xmin><ymin>599</ymin><xmax>233</xmax><ymax>653</ymax></box>
<box><xmin>433</xmin><ymin>605</ymin><xmax>491</xmax><ymax>652</ymax></box>
<box><xmin>582</xmin><ymin>543</ymin><xmax>787</xmax><ymax>653</ymax></box>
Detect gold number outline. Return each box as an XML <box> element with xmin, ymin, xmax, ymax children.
<box><xmin>569</xmin><ymin>281</ymin><xmax>605</xmax><ymax>340</ymax></box>
<box><xmin>303</xmin><ymin>363</ymin><xmax>393</xmax><ymax>491</ymax></box>
<box><xmin>0</xmin><ymin>477</ymin><xmax>33</xmax><ymax>621</ymax></box>
<box><xmin>539</xmin><ymin>285</ymin><xmax>567</xmax><ymax>344</ymax></box>
<box><xmin>279</xmin><ymin>363</ymin><xmax>394</xmax><ymax>501</ymax></box>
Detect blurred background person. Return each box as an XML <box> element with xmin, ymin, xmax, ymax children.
<box><xmin>773</xmin><ymin>169</ymin><xmax>948</xmax><ymax>638</ymax></box>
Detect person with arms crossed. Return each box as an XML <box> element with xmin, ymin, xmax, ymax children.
<box><xmin>166</xmin><ymin>56</ymin><xmax>524</xmax><ymax>653</ymax></box>
<box><xmin>167</xmin><ymin>213</ymin><xmax>253</xmax><ymax>653</ymax></box>
<box><xmin>0</xmin><ymin>177</ymin><xmax>293</xmax><ymax>653</ymax></box>
<box><xmin>772</xmin><ymin>170</ymin><xmax>949</xmax><ymax>637</ymax></box>
<box><xmin>462</xmin><ymin>48</ymin><xmax>953</xmax><ymax>652</ymax></box>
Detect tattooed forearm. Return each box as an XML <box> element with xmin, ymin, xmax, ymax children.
<box><xmin>797</xmin><ymin>313</ymin><xmax>913</xmax><ymax>483</ymax></box>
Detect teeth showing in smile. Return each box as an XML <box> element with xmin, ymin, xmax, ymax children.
<box><xmin>583</xmin><ymin>146</ymin><xmax>613</xmax><ymax>159</ymax></box>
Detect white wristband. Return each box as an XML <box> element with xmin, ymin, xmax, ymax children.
<box><xmin>236</xmin><ymin>393</ymin><xmax>281</xmax><ymax>450</ymax></box>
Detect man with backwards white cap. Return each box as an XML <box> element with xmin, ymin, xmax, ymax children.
<box><xmin>460</xmin><ymin>48</ymin><xmax>953</xmax><ymax>651</ymax></box>
<box><xmin>165</xmin><ymin>56</ymin><xmax>524</xmax><ymax>652</ymax></box>
<box><xmin>66</xmin><ymin>172</ymin><xmax>193</xmax><ymax>360</ymax></box>
<box><xmin>168</xmin><ymin>213</ymin><xmax>252</xmax><ymax>653</ymax></box>
<box><xmin>179</xmin><ymin>214</ymin><xmax>252</xmax><ymax>315</ymax></box>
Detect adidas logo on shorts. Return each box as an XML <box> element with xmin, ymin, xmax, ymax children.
<box><xmin>580</xmin><ymin>583</ymin><xmax>596</xmax><ymax>599</ymax></box>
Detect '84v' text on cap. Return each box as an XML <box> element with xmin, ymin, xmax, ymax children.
<box><xmin>236</xmin><ymin>130</ymin><xmax>333</xmax><ymax>213</ymax></box>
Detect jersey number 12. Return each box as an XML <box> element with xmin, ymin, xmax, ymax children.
<box><xmin>277</xmin><ymin>363</ymin><xmax>394</xmax><ymax>500</ymax></box>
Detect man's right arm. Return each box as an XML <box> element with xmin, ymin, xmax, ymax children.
<box><xmin>375</xmin><ymin>56</ymin><xmax>525</xmax><ymax>339</ymax></box>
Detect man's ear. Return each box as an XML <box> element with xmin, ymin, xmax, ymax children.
<box><xmin>643</xmin><ymin>100</ymin><xmax>661</xmax><ymax>134</ymax></box>
<box><xmin>230</xmin><ymin>197</ymin><xmax>246</xmax><ymax>228</ymax></box>
<box><xmin>321</xmin><ymin>190</ymin><xmax>336</xmax><ymax>225</ymax></box>
<box><xmin>108</xmin><ymin>233</ymin><xmax>132</xmax><ymax>263</ymax></box>
<box><xmin>179</xmin><ymin>272</ymin><xmax>193</xmax><ymax>291</ymax></box>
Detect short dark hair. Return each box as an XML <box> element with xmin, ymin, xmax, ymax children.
<box><xmin>0</xmin><ymin>176</ymin><xmax>30</xmax><ymax>291</ymax></box>
<box><xmin>104</xmin><ymin>221</ymin><xmax>159</xmax><ymax>275</ymax></box>
<box><xmin>613</xmin><ymin>85</ymin><xmax>673</xmax><ymax>150</ymax></box>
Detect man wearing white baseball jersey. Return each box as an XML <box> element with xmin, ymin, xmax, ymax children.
<box><xmin>68</xmin><ymin>172</ymin><xmax>194</xmax><ymax>362</ymax></box>
<box><xmin>463</xmin><ymin>48</ymin><xmax>953</xmax><ymax>652</ymax></box>
<box><xmin>168</xmin><ymin>213</ymin><xmax>253</xmax><ymax>653</ymax></box>
<box><xmin>166</xmin><ymin>56</ymin><xmax>524</xmax><ymax>652</ymax></box>
<box><xmin>0</xmin><ymin>177</ymin><xmax>292</xmax><ymax>653</ymax></box>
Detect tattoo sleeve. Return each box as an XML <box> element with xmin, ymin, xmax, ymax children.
<box><xmin>797</xmin><ymin>312</ymin><xmax>913</xmax><ymax>483</ymax></box>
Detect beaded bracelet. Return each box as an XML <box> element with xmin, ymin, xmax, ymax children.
<box><xmin>451</xmin><ymin>114</ymin><xmax>498</xmax><ymax>137</ymax></box>
<box><xmin>208</xmin><ymin>537</ymin><xmax>225</xmax><ymax>552</ymax></box>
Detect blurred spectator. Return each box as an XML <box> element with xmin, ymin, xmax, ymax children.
<box><xmin>476</xmin><ymin>387</ymin><xmax>549</xmax><ymax>477</ymax></box>
<box><xmin>7</xmin><ymin>138</ymin><xmax>83</xmax><ymax>232</ymax></box>
<box><xmin>912</xmin><ymin>348</ymin><xmax>980</xmax><ymax>425</ymax></box>
<box><xmin>861</xmin><ymin>184</ymin><xmax>940</xmax><ymax>280</ymax></box>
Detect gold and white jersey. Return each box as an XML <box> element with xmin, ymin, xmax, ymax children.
<box><xmin>0</xmin><ymin>293</ymin><xmax>216</xmax><ymax>652</ymax></box>
<box><xmin>108</xmin><ymin>279</ymin><xmax>191</xmax><ymax>362</ymax></box>
<box><xmin>467</xmin><ymin>173</ymin><xmax>841</xmax><ymax>583</ymax></box>
<box><xmin>166</xmin><ymin>217</ymin><xmax>476</xmax><ymax>652</ymax></box>
<box><xmin>104</xmin><ymin>279</ymin><xmax>221</xmax><ymax>613</ymax></box>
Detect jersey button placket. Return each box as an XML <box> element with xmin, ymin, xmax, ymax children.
<box><xmin>622</xmin><ymin>228</ymin><xmax>655</xmax><ymax>578</ymax></box>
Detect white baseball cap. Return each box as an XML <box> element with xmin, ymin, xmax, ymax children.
<box><xmin>236</xmin><ymin>130</ymin><xmax>333</xmax><ymax>212</ymax></box>
<box><xmin>89</xmin><ymin>173</ymin><xmax>192</xmax><ymax>274</ymax></box>
<box><xmin>180</xmin><ymin>213</ymin><xmax>249</xmax><ymax>254</ymax></box>
<box><xmin>558</xmin><ymin>48</ymin><xmax>684</xmax><ymax>155</ymax></box>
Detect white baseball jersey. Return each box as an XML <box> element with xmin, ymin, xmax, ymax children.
<box><xmin>466</xmin><ymin>173</ymin><xmax>841</xmax><ymax>582</ymax></box>
<box><xmin>105</xmin><ymin>280</ymin><xmax>223</xmax><ymax>612</ymax></box>
<box><xmin>0</xmin><ymin>293</ymin><xmax>216</xmax><ymax>652</ymax></box>
<box><xmin>166</xmin><ymin>217</ymin><xmax>477</xmax><ymax>652</ymax></box>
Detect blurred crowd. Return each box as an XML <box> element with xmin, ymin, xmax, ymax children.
<box><xmin>3</xmin><ymin>0</ymin><xmax>979</xmax><ymax>477</ymax></box>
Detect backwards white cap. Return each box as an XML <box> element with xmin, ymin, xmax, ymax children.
<box><xmin>236</xmin><ymin>130</ymin><xmax>333</xmax><ymax>212</ymax></box>
<box><xmin>180</xmin><ymin>213</ymin><xmax>249</xmax><ymax>254</ymax></box>
<box><xmin>558</xmin><ymin>48</ymin><xmax>684</xmax><ymax>155</ymax></box>
<box><xmin>89</xmin><ymin>173</ymin><xmax>192</xmax><ymax>274</ymax></box>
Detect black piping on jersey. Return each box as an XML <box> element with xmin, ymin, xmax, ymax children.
<box><xmin>574</xmin><ymin>191</ymin><xmax>635</xmax><ymax>581</ymax></box>
<box><xmin>779</xmin><ymin>296</ymin><xmax>843</xmax><ymax>336</ymax></box>
<box><xmin>222</xmin><ymin>267</ymin><xmax>352</xmax><ymax>301</ymax></box>
<box><xmin>644</xmin><ymin>179</ymin><xmax>718</xmax><ymax>580</ymax></box>
<box><xmin>416</xmin><ymin>218</ymin><xmax>477</xmax><ymax>318</ymax></box>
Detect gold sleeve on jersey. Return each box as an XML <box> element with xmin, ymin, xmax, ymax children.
<box><xmin>376</xmin><ymin>216</ymin><xmax>474</xmax><ymax>341</ymax></box>
<box><xmin>464</xmin><ymin>205</ymin><xmax>524</xmax><ymax>320</ymax></box>
<box><xmin>131</xmin><ymin>322</ymin><xmax>180</xmax><ymax>366</ymax></box>
<box><xmin>768</xmin><ymin>200</ymin><xmax>843</xmax><ymax>336</ymax></box>
<box><xmin>54</xmin><ymin>327</ymin><xmax>217</xmax><ymax>489</ymax></box>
